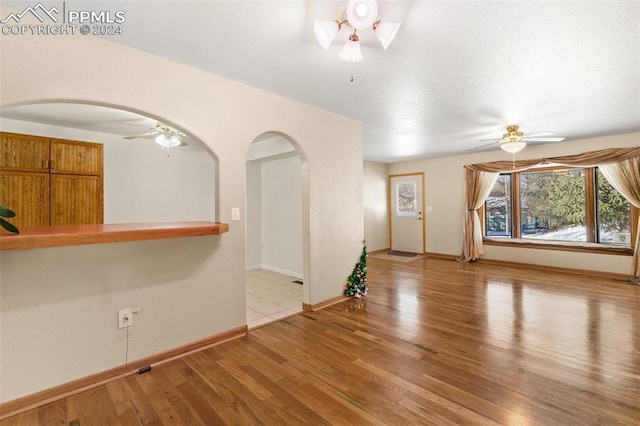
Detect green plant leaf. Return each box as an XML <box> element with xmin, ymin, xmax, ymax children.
<box><xmin>0</xmin><ymin>217</ymin><xmax>19</xmax><ymax>234</ymax></box>
<box><xmin>0</xmin><ymin>205</ymin><xmax>16</xmax><ymax>218</ymax></box>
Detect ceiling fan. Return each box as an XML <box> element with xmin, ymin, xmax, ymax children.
<box><xmin>123</xmin><ymin>123</ymin><xmax>188</xmax><ymax>149</ymax></box>
<box><xmin>474</xmin><ymin>124</ymin><xmax>565</xmax><ymax>154</ymax></box>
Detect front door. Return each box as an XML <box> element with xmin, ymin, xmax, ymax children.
<box><xmin>390</xmin><ymin>173</ymin><xmax>424</xmax><ymax>253</ymax></box>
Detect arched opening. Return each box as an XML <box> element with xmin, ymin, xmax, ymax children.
<box><xmin>245</xmin><ymin>132</ymin><xmax>309</xmax><ymax>328</ymax></box>
<box><xmin>0</xmin><ymin>101</ymin><xmax>219</xmax><ymax>225</ymax></box>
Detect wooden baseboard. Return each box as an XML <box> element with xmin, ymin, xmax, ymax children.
<box><xmin>0</xmin><ymin>325</ymin><xmax>247</xmax><ymax>421</ymax></box>
<box><xmin>303</xmin><ymin>294</ymin><xmax>350</xmax><ymax>312</ymax></box>
<box><xmin>421</xmin><ymin>251</ymin><xmax>630</xmax><ymax>281</ymax></box>
<box><xmin>477</xmin><ymin>257</ymin><xmax>631</xmax><ymax>281</ymax></box>
<box><xmin>367</xmin><ymin>248</ymin><xmax>631</xmax><ymax>283</ymax></box>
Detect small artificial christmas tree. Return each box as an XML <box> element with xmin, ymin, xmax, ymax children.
<box><xmin>344</xmin><ymin>243</ymin><xmax>368</xmax><ymax>298</ymax></box>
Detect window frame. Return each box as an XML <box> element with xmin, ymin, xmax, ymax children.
<box><xmin>482</xmin><ymin>166</ymin><xmax>637</xmax><ymax>256</ymax></box>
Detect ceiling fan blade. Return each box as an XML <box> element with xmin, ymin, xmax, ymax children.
<box><xmin>478</xmin><ymin>138</ymin><xmax>501</xmax><ymax>142</ymax></box>
<box><xmin>123</xmin><ymin>131</ymin><xmax>158</xmax><ymax>139</ymax></box>
<box><xmin>468</xmin><ymin>141</ymin><xmax>500</xmax><ymax>151</ymax></box>
<box><xmin>523</xmin><ymin>131</ymin><xmax>555</xmax><ymax>138</ymax></box>
<box><xmin>527</xmin><ymin>137</ymin><xmax>565</xmax><ymax>142</ymax></box>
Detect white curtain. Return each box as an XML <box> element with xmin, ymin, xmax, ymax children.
<box><xmin>459</xmin><ymin>168</ymin><xmax>499</xmax><ymax>262</ymax></box>
<box><xmin>599</xmin><ymin>157</ymin><xmax>640</xmax><ymax>283</ymax></box>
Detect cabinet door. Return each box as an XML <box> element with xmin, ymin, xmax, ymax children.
<box><xmin>51</xmin><ymin>139</ymin><xmax>103</xmax><ymax>176</ymax></box>
<box><xmin>0</xmin><ymin>132</ymin><xmax>50</xmax><ymax>172</ymax></box>
<box><xmin>0</xmin><ymin>171</ymin><xmax>50</xmax><ymax>228</ymax></box>
<box><xmin>51</xmin><ymin>174</ymin><xmax>103</xmax><ymax>226</ymax></box>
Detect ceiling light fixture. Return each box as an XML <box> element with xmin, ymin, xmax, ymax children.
<box><xmin>155</xmin><ymin>132</ymin><xmax>182</xmax><ymax>149</ymax></box>
<box><xmin>339</xmin><ymin>31</ymin><xmax>363</xmax><ymax>63</ymax></box>
<box><xmin>313</xmin><ymin>0</ymin><xmax>401</xmax><ymax>62</ymax></box>
<box><xmin>499</xmin><ymin>125</ymin><xmax>526</xmax><ymax>154</ymax></box>
<box><xmin>500</xmin><ymin>141</ymin><xmax>527</xmax><ymax>154</ymax></box>
<box><xmin>123</xmin><ymin>122</ymin><xmax>189</xmax><ymax>156</ymax></box>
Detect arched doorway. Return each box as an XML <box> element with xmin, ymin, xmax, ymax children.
<box><xmin>245</xmin><ymin>132</ymin><xmax>307</xmax><ymax>328</ymax></box>
<box><xmin>0</xmin><ymin>102</ymin><xmax>219</xmax><ymax>224</ymax></box>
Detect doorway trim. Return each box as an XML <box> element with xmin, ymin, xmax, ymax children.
<box><xmin>388</xmin><ymin>172</ymin><xmax>426</xmax><ymax>253</ymax></box>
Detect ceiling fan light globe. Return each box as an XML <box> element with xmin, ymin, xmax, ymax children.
<box><xmin>500</xmin><ymin>141</ymin><xmax>527</xmax><ymax>154</ymax></box>
<box><xmin>155</xmin><ymin>133</ymin><xmax>168</xmax><ymax>146</ymax></box>
<box><xmin>155</xmin><ymin>133</ymin><xmax>181</xmax><ymax>148</ymax></box>
<box><xmin>355</xmin><ymin>2</ymin><xmax>368</xmax><ymax>17</ymax></box>
<box><xmin>346</xmin><ymin>0</ymin><xmax>378</xmax><ymax>30</ymax></box>
<box><xmin>313</xmin><ymin>20</ymin><xmax>339</xmax><ymax>49</ymax></box>
<box><xmin>375</xmin><ymin>21</ymin><xmax>401</xmax><ymax>49</ymax></box>
<box><xmin>339</xmin><ymin>39</ymin><xmax>363</xmax><ymax>63</ymax></box>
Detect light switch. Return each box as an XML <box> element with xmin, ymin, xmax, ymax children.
<box><xmin>231</xmin><ymin>207</ymin><xmax>240</xmax><ymax>221</ymax></box>
<box><xmin>425</xmin><ymin>206</ymin><xmax>434</xmax><ymax>212</ymax></box>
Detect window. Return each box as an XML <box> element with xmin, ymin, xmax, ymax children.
<box><xmin>596</xmin><ymin>168</ymin><xmax>632</xmax><ymax>244</ymax></box>
<box><xmin>396</xmin><ymin>181</ymin><xmax>417</xmax><ymax>217</ymax></box>
<box><xmin>520</xmin><ymin>169</ymin><xmax>586</xmax><ymax>242</ymax></box>
<box><xmin>486</xmin><ymin>174</ymin><xmax>512</xmax><ymax>237</ymax></box>
<box><xmin>484</xmin><ymin>167</ymin><xmax>635</xmax><ymax>248</ymax></box>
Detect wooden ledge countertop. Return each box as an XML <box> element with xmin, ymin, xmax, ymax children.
<box><xmin>0</xmin><ymin>221</ymin><xmax>229</xmax><ymax>251</ymax></box>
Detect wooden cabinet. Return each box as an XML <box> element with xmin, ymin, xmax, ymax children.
<box><xmin>51</xmin><ymin>139</ymin><xmax>103</xmax><ymax>176</ymax></box>
<box><xmin>0</xmin><ymin>132</ymin><xmax>50</xmax><ymax>172</ymax></box>
<box><xmin>0</xmin><ymin>171</ymin><xmax>50</xmax><ymax>227</ymax></box>
<box><xmin>0</xmin><ymin>132</ymin><xmax>103</xmax><ymax>229</ymax></box>
<box><xmin>50</xmin><ymin>174</ymin><xmax>103</xmax><ymax>226</ymax></box>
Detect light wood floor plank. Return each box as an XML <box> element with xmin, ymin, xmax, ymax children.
<box><xmin>2</xmin><ymin>256</ymin><xmax>639</xmax><ymax>425</ymax></box>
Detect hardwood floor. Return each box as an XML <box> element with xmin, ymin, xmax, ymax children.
<box><xmin>2</xmin><ymin>256</ymin><xmax>639</xmax><ymax>425</ymax></box>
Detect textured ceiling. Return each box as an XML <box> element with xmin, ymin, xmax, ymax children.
<box><xmin>1</xmin><ymin>0</ymin><xmax>639</xmax><ymax>163</ymax></box>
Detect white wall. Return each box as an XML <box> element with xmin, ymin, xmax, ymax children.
<box><xmin>104</xmin><ymin>137</ymin><xmax>216</xmax><ymax>223</ymax></box>
<box><xmin>388</xmin><ymin>132</ymin><xmax>640</xmax><ymax>275</ymax></box>
<box><xmin>1</xmin><ymin>236</ymin><xmax>224</xmax><ymax>399</ymax></box>
<box><xmin>363</xmin><ymin>161</ymin><xmax>390</xmax><ymax>252</ymax></box>
<box><xmin>0</xmin><ymin>117</ymin><xmax>216</xmax><ymax>223</ymax></box>
<box><xmin>246</xmin><ymin>142</ymin><xmax>303</xmax><ymax>279</ymax></box>
<box><xmin>0</xmin><ymin>29</ymin><xmax>363</xmax><ymax>402</ymax></box>
<box><xmin>246</xmin><ymin>161</ymin><xmax>262</xmax><ymax>268</ymax></box>
<box><xmin>246</xmin><ymin>136</ymin><xmax>295</xmax><ymax>162</ymax></box>
<box><xmin>261</xmin><ymin>155</ymin><xmax>303</xmax><ymax>278</ymax></box>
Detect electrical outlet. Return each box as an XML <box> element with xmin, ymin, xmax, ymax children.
<box><xmin>118</xmin><ymin>308</ymin><xmax>133</xmax><ymax>329</ymax></box>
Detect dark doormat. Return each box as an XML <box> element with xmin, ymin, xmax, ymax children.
<box><xmin>292</xmin><ymin>280</ymin><xmax>303</xmax><ymax>285</ymax></box>
<box><xmin>387</xmin><ymin>250</ymin><xmax>418</xmax><ymax>257</ymax></box>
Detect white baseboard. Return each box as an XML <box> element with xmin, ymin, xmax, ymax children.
<box><xmin>245</xmin><ymin>264</ymin><xmax>262</xmax><ymax>271</ymax></box>
<box><xmin>246</xmin><ymin>264</ymin><xmax>303</xmax><ymax>280</ymax></box>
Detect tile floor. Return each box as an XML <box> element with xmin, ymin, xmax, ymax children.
<box><xmin>246</xmin><ymin>269</ymin><xmax>303</xmax><ymax>329</ymax></box>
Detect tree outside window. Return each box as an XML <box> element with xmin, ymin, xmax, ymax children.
<box><xmin>520</xmin><ymin>169</ymin><xmax>586</xmax><ymax>242</ymax></box>
<box><xmin>596</xmin><ymin>168</ymin><xmax>631</xmax><ymax>243</ymax></box>
<box><xmin>485</xmin><ymin>174</ymin><xmax>511</xmax><ymax>237</ymax></box>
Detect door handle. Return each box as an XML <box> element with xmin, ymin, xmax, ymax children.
<box><xmin>417</xmin><ymin>217</ymin><xmax>422</xmax><ymax>220</ymax></box>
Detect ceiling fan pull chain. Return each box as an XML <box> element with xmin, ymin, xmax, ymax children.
<box><xmin>350</xmin><ymin>60</ymin><xmax>355</xmax><ymax>83</ymax></box>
